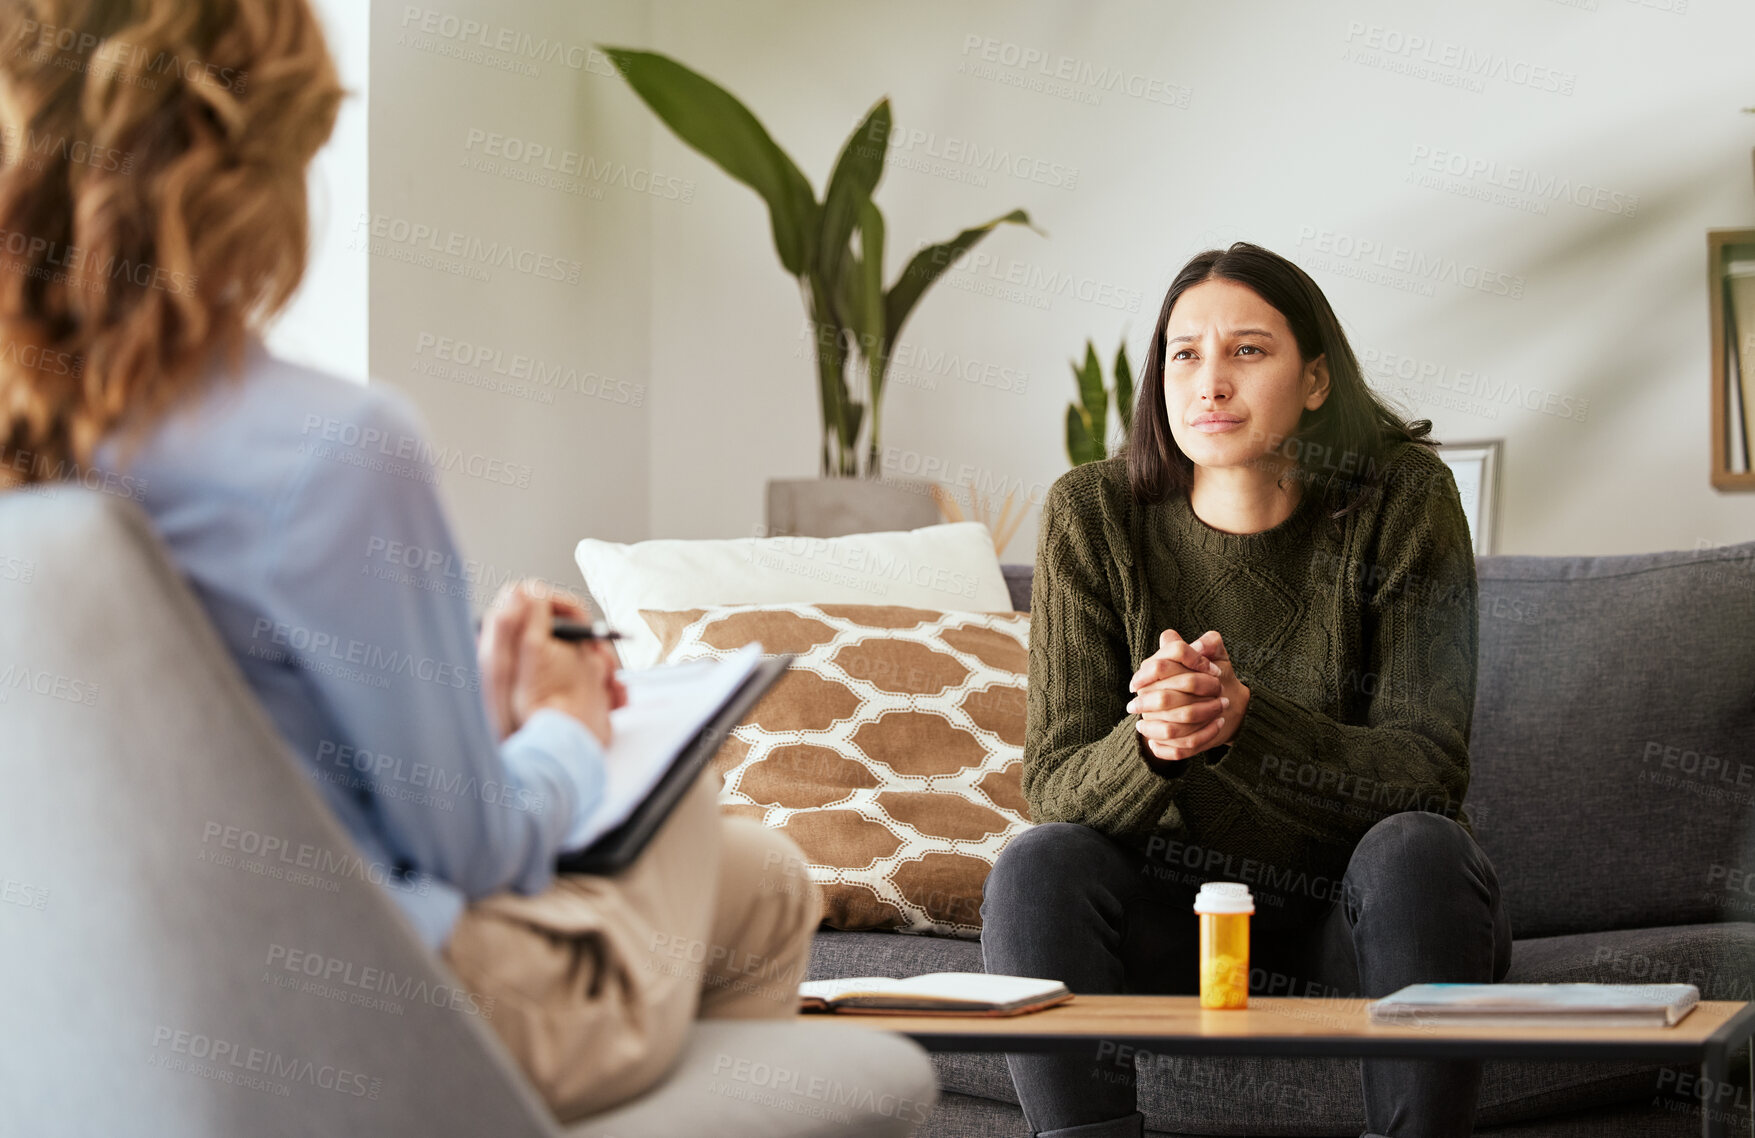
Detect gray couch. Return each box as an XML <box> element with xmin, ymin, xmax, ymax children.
<box><xmin>0</xmin><ymin>488</ymin><xmax>937</xmax><ymax>1137</ymax></box>
<box><xmin>808</xmin><ymin>544</ymin><xmax>1755</xmax><ymax>1136</ymax></box>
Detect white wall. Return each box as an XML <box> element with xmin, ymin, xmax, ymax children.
<box><xmin>642</xmin><ymin>0</ymin><xmax>1755</xmax><ymax>559</ymax></box>
<box><xmin>369</xmin><ymin>1</ymin><xmax>653</xmax><ymax>601</ymax></box>
<box><xmin>371</xmin><ymin>0</ymin><xmax>1755</xmax><ymax>572</ymax></box>
<box><xmin>266</xmin><ymin>0</ymin><xmax>369</xmax><ymax>383</ymax></box>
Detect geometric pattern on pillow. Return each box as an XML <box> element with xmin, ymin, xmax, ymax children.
<box><xmin>639</xmin><ymin>602</ymin><xmax>1034</xmax><ymax>938</ymax></box>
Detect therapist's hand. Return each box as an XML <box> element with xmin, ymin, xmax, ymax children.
<box><xmin>478</xmin><ymin>582</ymin><xmax>625</xmax><ymax>747</ymax></box>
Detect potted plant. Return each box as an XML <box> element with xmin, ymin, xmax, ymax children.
<box><xmin>1066</xmin><ymin>338</ymin><xmax>1134</xmax><ymax>466</ymax></box>
<box><xmin>604</xmin><ymin>48</ymin><xmax>1037</xmax><ymax>536</ymax></box>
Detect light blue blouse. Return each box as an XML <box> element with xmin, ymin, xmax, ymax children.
<box><xmin>93</xmin><ymin>341</ymin><xmax>607</xmax><ymax>950</ymax></box>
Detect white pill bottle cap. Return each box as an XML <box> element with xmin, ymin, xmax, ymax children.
<box><xmin>1192</xmin><ymin>881</ymin><xmax>1254</xmax><ymax>915</ymax></box>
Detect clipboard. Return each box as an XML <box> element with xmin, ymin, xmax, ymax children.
<box><xmin>556</xmin><ymin>652</ymin><xmax>793</xmax><ymax>875</ymax></box>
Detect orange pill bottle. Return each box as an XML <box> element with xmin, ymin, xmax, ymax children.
<box><xmin>1194</xmin><ymin>881</ymin><xmax>1254</xmax><ymax>1009</ymax></box>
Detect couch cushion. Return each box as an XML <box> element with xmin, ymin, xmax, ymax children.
<box><xmin>650</xmin><ymin>603</ymin><xmax>1034</xmax><ymax>936</ymax></box>
<box><xmin>810</xmin><ymin>925</ymin><xmax>1736</xmax><ymax>1135</ymax></box>
<box><xmin>1467</xmin><ymin>542</ymin><xmax>1755</xmax><ymax>938</ymax></box>
<box><xmin>576</xmin><ymin>521</ymin><xmax>1013</xmax><ymax>670</ymax></box>
<box><xmin>1507</xmin><ymin>921</ymin><xmax>1755</xmax><ymax>996</ymax></box>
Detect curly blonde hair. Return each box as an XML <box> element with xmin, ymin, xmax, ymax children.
<box><xmin>0</xmin><ymin>0</ymin><xmax>342</xmax><ymax>486</ymax></box>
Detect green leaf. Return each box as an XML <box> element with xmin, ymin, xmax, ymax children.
<box><xmin>1114</xmin><ymin>342</ymin><xmax>1135</xmax><ymax>433</ymax></box>
<box><xmin>1066</xmin><ymin>404</ymin><xmax>1102</xmax><ymax>466</ymax></box>
<box><xmin>855</xmin><ymin>201</ymin><xmax>886</xmax><ymax>350</ymax></box>
<box><xmin>884</xmin><ymin>209</ymin><xmax>1037</xmax><ymax>354</ymax></box>
<box><xmin>855</xmin><ymin>201</ymin><xmax>887</xmax><ymax>428</ymax></box>
<box><xmin>808</xmin><ymin>276</ymin><xmax>851</xmax><ymax>467</ymax></box>
<box><xmin>1075</xmin><ymin>340</ymin><xmax>1106</xmax><ymax>431</ymax></box>
<box><xmin>818</xmin><ymin>99</ymin><xmax>890</xmax><ymax>292</ymax></box>
<box><xmin>604</xmin><ymin>47</ymin><xmax>819</xmax><ymax>275</ymax></box>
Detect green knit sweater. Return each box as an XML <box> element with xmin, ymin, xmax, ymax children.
<box><xmin>1023</xmin><ymin>441</ymin><xmax>1479</xmax><ymax>891</ymax></box>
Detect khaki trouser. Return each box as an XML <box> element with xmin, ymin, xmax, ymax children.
<box><xmin>442</xmin><ymin>772</ymin><xmax>820</xmax><ymax>1124</ymax></box>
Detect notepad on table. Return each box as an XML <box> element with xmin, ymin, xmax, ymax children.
<box><xmin>799</xmin><ymin>972</ymin><xmax>1073</xmax><ymax>1017</ymax></box>
<box><xmin>1367</xmin><ymin>983</ymin><xmax>1700</xmax><ymax>1028</ymax></box>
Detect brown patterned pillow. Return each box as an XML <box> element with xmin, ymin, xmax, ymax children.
<box><xmin>640</xmin><ymin>602</ymin><xmax>1034</xmax><ymax>937</ymax></box>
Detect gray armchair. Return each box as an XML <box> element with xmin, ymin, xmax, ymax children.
<box><xmin>0</xmin><ymin>487</ymin><xmax>935</xmax><ymax>1138</ymax></box>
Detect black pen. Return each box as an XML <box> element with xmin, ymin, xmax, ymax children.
<box><xmin>473</xmin><ymin>617</ymin><xmax>624</xmax><ymax>643</ymax></box>
<box><xmin>551</xmin><ymin>618</ymin><xmax>623</xmax><ymax>643</ymax></box>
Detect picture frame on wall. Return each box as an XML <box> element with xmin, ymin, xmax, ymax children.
<box><xmin>1435</xmin><ymin>440</ymin><xmax>1503</xmax><ymax>556</ymax></box>
<box><xmin>1707</xmin><ymin>228</ymin><xmax>1755</xmax><ymax>490</ymax></box>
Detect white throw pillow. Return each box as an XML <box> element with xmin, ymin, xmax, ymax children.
<box><xmin>575</xmin><ymin>521</ymin><xmax>1013</xmax><ymax>670</ymax></box>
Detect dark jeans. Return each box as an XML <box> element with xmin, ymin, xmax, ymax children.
<box><xmin>981</xmin><ymin>812</ymin><xmax>1513</xmax><ymax>1138</ymax></box>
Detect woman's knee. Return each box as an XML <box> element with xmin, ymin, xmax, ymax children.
<box><xmin>1346</xmin><ymin>810</ymin><xmax>1489</xmax><ymax>894</ymax></box>
<box><xmin>984</xmin><ymin>822</ymin><xmax>1132</xmax><ymax>914</ymax></box>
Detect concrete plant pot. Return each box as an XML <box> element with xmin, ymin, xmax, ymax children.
<box><xmin>765</xmin><ymin>477</ymin><xmax>943</xmax><ymax>538</ymax></box>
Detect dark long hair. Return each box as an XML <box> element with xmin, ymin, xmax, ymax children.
<box><xmin>1124</xmin><ymin>242</ymin><xmax>1435</xmax><ymax>527</ymax></box>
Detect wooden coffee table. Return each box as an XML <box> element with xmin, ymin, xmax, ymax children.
<box><xmin>802</xmin><ymin>996</ymin><xmax>1755</xmax><ymax>1137</ymax></box>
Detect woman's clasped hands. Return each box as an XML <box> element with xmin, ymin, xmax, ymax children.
<box><xmin>1126</xmin><ymin>629</ymin><xmax>1250</xmax><ymax>762</ymax></box>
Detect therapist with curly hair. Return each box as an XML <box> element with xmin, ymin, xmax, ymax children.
<box><xmin>0</xmin><ymin>0</ymin><xmax>832</xmax><ymax>1124</ymax></box>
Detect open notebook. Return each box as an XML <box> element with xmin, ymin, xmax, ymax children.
<box><xmin>1367</xmin><ymin>983</ymin><xmax>1700</xmax><ymax>1028</ymax></box>
<box><xmin>799</xmin><ymin>973</ymin><xmax>1072</xmax><ymax>1017</ymax></box>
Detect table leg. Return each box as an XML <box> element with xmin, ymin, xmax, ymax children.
<box><xmin>1703</xmin><ymin>1047</ymin><xmax>1727</xmax><ymax>1138</ymax></box>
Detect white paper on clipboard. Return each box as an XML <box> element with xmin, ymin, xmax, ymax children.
<box><xmin>562</xmin><ymin>642</ymin><xmax>764</xmax><ymax>852</ymax></box>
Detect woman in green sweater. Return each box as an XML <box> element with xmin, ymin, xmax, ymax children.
<box><xmin>982</xmin><ymin>242</ymin><xmax>1512</xmax><ymax>1138</ymax></box>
